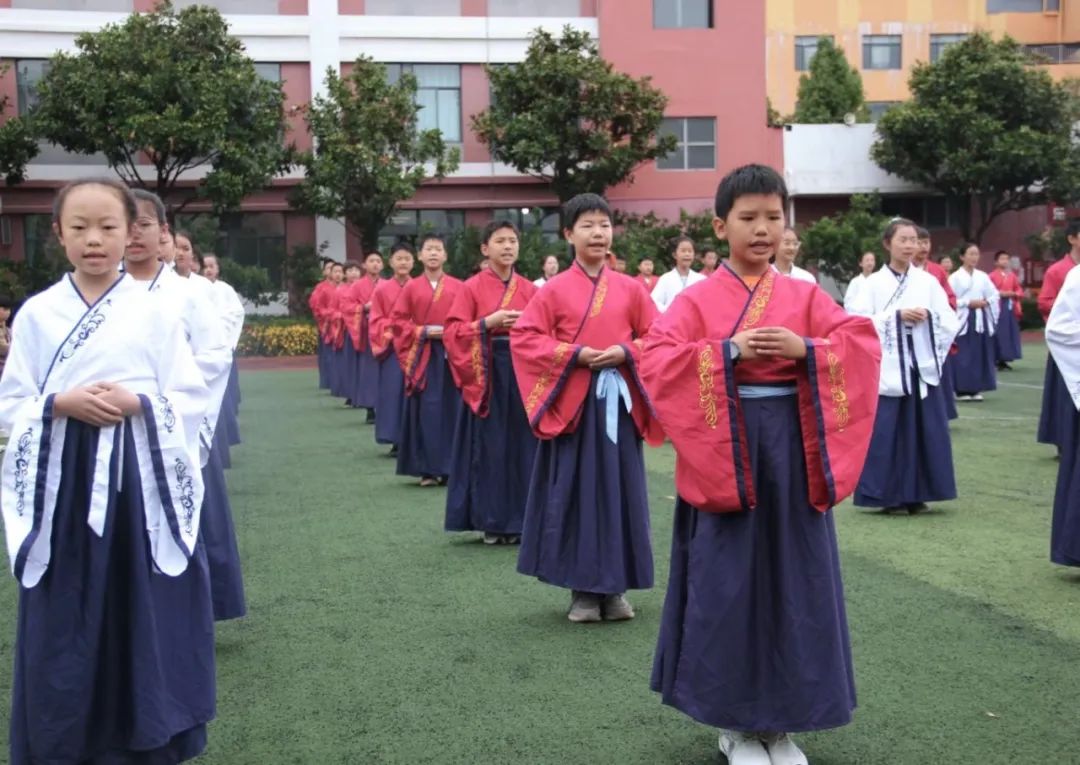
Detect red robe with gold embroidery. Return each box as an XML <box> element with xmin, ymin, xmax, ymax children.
<box><xmin>343</xmin><ymin>276</ymin><xmax>380</xmax><ymax>352</ymax></box>
<box><xmin>990</xmin><ymin>268</ymin><xmax>1024</xmax><ymax>319</ymax></box>
<box><xmin>326</xmin><ymin>285</ymin><xmax>346</xmax><ymax>350</ymax></box>
<box><xmin>309</xmin><ymin>280</ymin><xmax>335</xmax><ymax>342</ymax></box>
<box><xmin>443</xmin><ymin>269</ymin><xmax>537</xmax><ymax>417</ymax></box>
<box><xmin>510</xmin><ymin>262</ymin><xmax>664</xmax><ymax>445</ymax></box>
<box><xmin>369</xmin><ymin>277</ymin><xmax>408</xmax><ymax>361</ymax></box>
<box><xmin>391</xmin><ymin>273</ymin><xmax>465</xmax><ymax>394</ymax></box>
<box><xmin>640</xmin><ymin>266</ymin><xmax>882</xmax><ymax>514</ymax></box>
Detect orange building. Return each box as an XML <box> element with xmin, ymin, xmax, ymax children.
<box><xmin>768</xmin><ymin>0</ymin><xmax>1080</xmax><ymax>118</ymax></box>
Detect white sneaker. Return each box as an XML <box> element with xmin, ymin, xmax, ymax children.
<box><xmin>765</xmin><ymin>733</ymin><xmax>809</xmax><ymax>765</ymax></box>
<box><xmin>971</xmin><ymin>393</ymin><xmax>985</xmax><ymax>402</ymax></box>
<box><xmin>719</xmin><ymin>730</ymin><xmax>771</xmax><ymax>765</ymax></box>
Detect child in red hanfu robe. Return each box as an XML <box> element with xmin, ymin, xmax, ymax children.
<box><xmin>391</xmin><ymin>234</ymin><xmax>465</xmax><ymax>486</ymax></box>
<box><xmin>510</xmin><ymin>193</ymin><xmax>664</xmax><ymax>624</ymax></box>
<box><xmin>443</xmin><ymin>221</ymin><xmax>538</xmax><ymax>545</ymax></box>
<box><xmin>370</xmin><ymin>244</ymin><xmax>414</xmax><ymax>452</ymax></box>
<box><xmin>641</xmin><ymin>165</ymin><xmax>882</xmax><ymax>765</ymax></box>
<box><xmin>308</xmin><ymin>260</ymin><xmax>337</xmax><ymax>390</ymax></box>
<box><xmin>351</xmin><ymin>252</ymin><xmax>384</xmax><ymax>421</ymax></box>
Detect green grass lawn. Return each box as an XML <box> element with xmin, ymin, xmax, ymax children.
<box><xmin>1</xmin><ymin>343</ymin><xmax>1077</xmax><ymax>764</ymax></box>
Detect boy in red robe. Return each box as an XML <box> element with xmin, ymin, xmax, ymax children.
<box><xmin>635</xmin><ymin>258</ymin><xmax>658</xmax><ymax>292</ymax></box>
<box><xmin>642</xmin><ymin>165</ymin><xmax>881</xmax><ymax>765</ymax></box>
<box><xmin>324</xmin><ymin>263</ymin><xmax>347</xmax><ymax>398</ymax></box>
<box><xmin>351</xmin><ymin>251</ymin><xmax>384</xmax><ymax>421</ymax></box>
<box><xmin>990</xmin><ymin>250</ymin><xmax>1024</xmax><ymax>369</ymax></box>
<box><xmin>1038</xmin><ymin>221</ymin><xmax>1080</xmax><ymax>451</ymax></box>
<box><xmin>443</xmin><ymin>221</ymin><xmax>538</xmax><ymax>545</ymax></box>
<box><xmin>510</xmin><ymin>193</ymin><xmax>663</xmax><ymax>624</ymax></box>
<box><xmin>309</xmin><ymin>259</ymin><xmax>337</xmax><ymax>390</ymax></box>
<box><xmin>391</xmin><ymin>234</ymin><xmax>465</xmax><ymax>486</ymax></box>
<box><xmin>337</xmin><ymin>261</ymin><xmax>362</xmax><ymax>406</ymax></box>
<box><xmin>369</xmin><ymin>243</ymin><xmax>414</xmax><ymax>454</ymax></box>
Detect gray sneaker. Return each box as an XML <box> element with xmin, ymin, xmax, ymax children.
<box><xmin>602</xmin><ymin>594</ymin><xmax>635</xmax><ymax>621</ymax></box>
<box><xmin>567</xmin><ymin>591</ymin><xmax>602</xmax><ymax>623</ymax></box>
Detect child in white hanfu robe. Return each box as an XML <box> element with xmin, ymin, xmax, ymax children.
<box><xmin>851</xmin><ymin>219</ymin><xmax>961</xmax><ymax>513</ymax></box>
<box><xmin>1048</xmin><ymin>266</ymin><xmax>1080</xmax><ymax>567</ymax></box>
<box><xmin>948</xmin><ymin>244</ymin><xmax>1000</xmax><ymax>400</ymax></box>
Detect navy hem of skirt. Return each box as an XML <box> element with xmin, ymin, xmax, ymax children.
<box><xmin>1051</xmin><ymin>402</ymin><xmax>1080</xmax><ymax>566</ymax></box>
<box><xmin>395</xmin><ymin>343</ymin><xmax>462</xmax><ymax>479</ymax></box>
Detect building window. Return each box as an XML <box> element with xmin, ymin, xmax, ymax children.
<box><xmin>987</xmin><ymin>0</ymin><xmax>1058</xmax><ymax>11</ymax></box>
<box><xmin>217</xmin><ymin>213</ymin><xmax>288</xmax><ymax>286</ymax></box>
<box><xmin>867</xmin><ymin>101</ymin><xmax>900</xmax><ymax>121</ymax></box>
<box><xmin>930</xmin><ymin>34</ymin><xmax>968</xmax><ymax>63</ymax></box>
<box><xmin>16</xmin><ymin>59</ymin><xmax>104</xmax><ymax>165</ymax></box>
<box><xmin>11</xmin><ymin>0</ymin><xmax>133</xmax><ymax>8</ymax></box>
<box><xmin>254</xmin><ymin>63</ymin><xmax>282</xmax><ymax>83</ymax></box>
<box><xmin>366</xmin><ymin>0</ymin><xmax>461</xmax><ymax>14</ymax></box>
<box><xmin>378</xmin><ymin>209</ymin><xmax>466</xmax><ymax>252</ymax></box>
<box><xmin>386</xmin><ymin>64</ymin><xmax>462</xmax><ymax>144</ymax></box>
<box><xmin>656</xmin><ymin>117</ymin><xmax>716</xmax><ymax>171</ymax></box>
<box><xmin>1024</xmin><ymin>43</ymin><xmax>1080</xmax><ymax>64</ymax></box>
<box><xmin>488</xmin><ymin>0</ymin><xmax>579</xmax><ymax>15</ymax></box>
<box><xmin>795</xmin><ymin>36</ymin><xmax>831</xmax><ymax>71</ymax></box>
<box><xmin>881</xmin><ymin>196</ymin><xmax>963</xmax><ymax>229</ymax></box>
<box><xmin>23</xmin><ymin>214</ymin><xmax>56</xmax><ymax>267</ymax></box>
<box><xmin>653</xmin><ymin>0</ymin><xmax>712</xmax><ymax>29</ymax></box>
<box><xmin>492</xmin><ymin>207</ymin><xmax>561</xmax><ymax>242</ymax></box>
<box><xmin>863</xmin><ymin>35</ymin><xmax>902</xmax><ymax>70</ymax></box>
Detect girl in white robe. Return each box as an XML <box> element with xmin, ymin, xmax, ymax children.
<box><xmin>1047</xmin><ymin>266</ymin><xmax>1080</xmax><ymax>566</ymax></box>
<box><xmin>0</xmin><ymin>179</ymin><xmax>214</xmax><ymax>764</ymax></box>
<box><xmin>850</xmin><ymin>219</ymin><xmax>961</xmax><ymax>513</ymax></box>
<box><xmin>948</xmin><ymin>243</ymin><xmax>1000</xmax><ymax>401</ymax></box>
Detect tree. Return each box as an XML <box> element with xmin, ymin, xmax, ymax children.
<box><xmin>799</xmin><ymin>194</ymin><xmax>890</xmax><ymax>282</ymax></box>
<box><xmin>28</xmin><ymin>2</ymin><xmax>292</xmax><ymax>215</ymax></box>
<box><xmin>613</xmin><ymin>210</ymin><xmax>722</xmax><ymax>273</ymax></box>
<box><xmin>793</xmin><ymin>37</ymin><xmax>869</xmax><ymax>124</ymax></box>
<box><xmin>291</xmin><ymin>56</ymin><xmax>460</xmax><ymax>251</ymax></box>
<box><xmin>472</xmin><ymin>27</ymin><xmax>676</xmax><ymax>203</ymax></box>
<box><xmin>872</xmin><ymin>32</ymin><xmax>1080</xmax><ymax>243</ymax></box>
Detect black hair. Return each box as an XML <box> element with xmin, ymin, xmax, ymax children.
<box><xmin>882</xmin><ymin>217</ymin><xmax>917</xmax><ymax>245</ymax></box>
<box><xmin>669</xmin><ymin>235</ymin><xmax>695</xmax><ymax>255</ymax></box>
<box><xmin>330</xmin><ymin>261</ymin><xmax>344</xmax><ymax>271</ymax></box>
<box><xmin>173</xmin><ymin>229</ymin><xmax>198</xmax><ymax>256</ymax></box>
<box><xmin>52</xmin><ymin>177</ymin><xmax>138</xmax><ymax>228</ymax></box>
<box><xmin>960</xmin><ymin>241</ymin><xmax>979</xmax><ymax>255</ymax></box>
<box><xmin>344</xmin><ymin>260</ymin><xmax>362</xmax><ymax>271</ymax></box>
<box><xmin>1067</xmin><ymin>218</ymin><xmax>1080</xmax><ymax>240</ymax></box>
<box><xmin>390</xmin><ymin>241</ymin><xmax>415</xmax><ymax>257</ymax></box>
<box><xmin>714</xmin><ymin>164</ymin><xmax>788</xmax><ymax>220</ymax></box>
<box><xmin>915</xmin><ymin>226</ymin><xmax>930</xmax><ymax>240</ymax></box>
<box><xmin>0</xmin><ymin>293</ymin><xmax>13</xmax><ymax>309</ymax></box>
<box><xmin>995</xmin><ymin>249</ymin><xmax>1011</xmax><ymax>259</ymax></box>
<box><xmin>561</xmin><ymin>193</ymin><xmax>612</xmax><ymax>230</ymax></box>
<box><xmin>131</xmin><ymin>188</ymin><xmax>167</xmax><ymax>225</ymax></box>
<box><xmin>418</xmin><ymin>232</ymin><xmax>447</xmax><ymax>250</ymax></box>
<box><xmin>482</xmin><ymin>219</ymin><xmax>520</xmax><ymax>243</ymax></box>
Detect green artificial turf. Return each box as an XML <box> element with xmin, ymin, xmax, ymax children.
<box><xmin>0</xmin><ymin>342</ymin><xmax>1076</xmax><ymax>764</ymax></box>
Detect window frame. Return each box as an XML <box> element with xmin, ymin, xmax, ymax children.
<box><xmin>795</xmin><ymin>35</ymin><xmax>831</xmax><ymax>71</ymax></box>
<box><xmin>929</xmin><ymin>34</ymin><xmax>968</xmax><ymax>63</ymax></box>
<box><xmin>652</xmin><ymin>0</ymin><xmax>713</xmax><ymax>30</ymax></box>
<box><xmin>385</xmin><ymin>63</ymin><xmax>463</xmax><ymax>145</ymax></box>
<box><xmin>656</xmin><ymin>117</ymin><xmax>717</xmax><ymax>172</ymax></box>
<box><xmin>862</xmin><ymin>34</ymin><xmax>903</xmax><ymax>70</ymax></box>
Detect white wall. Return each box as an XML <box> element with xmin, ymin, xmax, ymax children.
<box><xmin>782</xmin><ymin>123</ymin><xmax>927</xmax><ymax>197</ymax></box>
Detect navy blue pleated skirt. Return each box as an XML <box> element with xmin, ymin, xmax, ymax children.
<box><xmin>1039</xmin><ymin>357</ymin><xmax>1072</xmax><ymax>448</ymax></box>
<box><xmin>227</xmin><ymin>358</ymin><xmax>241</xmax><ymax>412</ymax></box>
<box><xmin>651</xmin><ymin>395</ymin><xmax>854</xmax><ymax>733</ymax></box>
<box><xmin>213</xmin><ymin>411</ymin><xmax>232</xmax><ymax>471</ymax></box>
<box><xmin>354</xmin><ymin>345</ymin><xmax>380</xmax><ymax>410</ymax></box>
<box><xmin>317</xmin><ymin>337</ymin><xmax>330</xmax><ymax>390</ymax></box>
<box><xmin>200</xmin><ymin>444</ymin><xmax>246</xmax><ymax>621</ymax></box>
<box><xmin>995</xmin><ymin>301</ymin><xmax>1023</xmax><ymax>363</ymax></box>
<box><xmin>375</xmin><ymin>355</ymin><xmax>405</xmax><ymax>447</ymax></box>
<box><xmin>330</xmin><ymin>347</ymin><xmax>348</xmax><ymax>399</ymax></box>
<box><xmin>446</xmin><ymin>339</ymin><xmax>536</xmax><ymax>536</ymax></box>
<box><xmin>953</xmin><ymin>315</ymin><xmax>997</xmax><ymax>395</ymax></box>
<box><xmin>341</xmin><ymin>342</ymin><xmax>359</xmax><ymax>405</ymax></box>
<box><xmin>395</xmin><ymin>342</ymin><xmax>462</xmax><ymax>479</ymax></box>
<box><xmin>516</xmin><ymin>372</ymin><xmax>653</xmax><ymax>595</ymax></box>
<box><xmin>942</xmin><ymin>358</ymin><xmax>958</xmax><ymax>421</ymax></box>
<box><xmin>1051</xmin><ymin>401</ymin><xmax>1080</xmax><ymax>566</ymax></box>
<box><xmin>855</xmin><ymin>373</ymin><xmax>957</xmax><ymax>507</ymax></box>
<box><xmin>10</xmin><ymin>420</ymin><xmax>215</xmax><ymax>764</ymax></box>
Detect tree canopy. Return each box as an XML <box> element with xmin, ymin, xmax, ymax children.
<box><xmin>28</xmin><ymin>2</ymin><xmax>292</xmax><ymax>215</ymax></box>
<box><xmin>793</xmin><ymin>37</ymin><xmax>869</xmax><ymax>124</ymax></box>
<box><xmin>290</xmin><ymin>56</ymin><xmax>460</xmax><ymax>251</ymax></box>
<box><xmin>872</xmin><ymin>32</ymin><xmax>1080</xmax><ymax>243</ymax></box>
<box><xmin>798</xmin><ymin>194</ymin><xmax>890</xmax><ymax>282</ymax></box>
<box><xmin>472</xmin><ymin>27</ymin><xmax>676</xmax><ymax>203</ymax></box>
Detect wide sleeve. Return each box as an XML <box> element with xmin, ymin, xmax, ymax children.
<box><xmin>442</xmin><ymin>284</ymin><xmax>490</xmax><ymax>416</ymax></box>
<box><xmin>984</xmin><ymin>272</ymin><xmax>1001</xmax><ymax>330</ymax></box>
<box><xmin>0</xmin><ymin>306</ymin><xmax>47</xmax><ymax>433</ymax></box>
<box><xmin>651</xmin><ymin>273</ymin><xmax>674</xmax><ymax>312</ymax></box>
<box><xmin>1039</xmin><ymin>266</ymin><xmax>1062</xmax><ymax>322</ymax></box>
<box><xmin>133</xmin><ymin>310</ymin><xmax>211</xmax><ymax>578</ymax></box>
<box><xmin>640</xmin><ymin>292</ymin><xmax>755</xmax><ymax>513</ymax></box>
<box><xmin>510</xmin><ymin>291</ymin><xmax>585</xmax><ymax>439</ymax></box>
<box><xmin>183</xmin><ymin>287</ymin><xmax>234</xmax><ymax>465</ymax></box>
<box><xmin>1047</xmin><ymin>269</ymin><xmax>1080</xmax><ymax>411</ymax></box>
<box><xmin>797</xmin><ymin>289</ymin><xmax>883</xmax><ymax>510</ymax></box>
<box><xmin>217</xmin><ymin>282</ymin><xmax>246</xmax><ymax>349</ymax></box>
<box><xmin>843</xmin><ymin>278</ymin><xmax>861</xmax><ymax>313</ymax></box>
<box><xmin>369</xmin><ymin>286</ymin><xmax>396</xmax><ymax>360</ymax></box>
<box><xmin>622</xmin><ymin>281</ymin><xmax>664</xmax><ymax>446</ymax></box>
